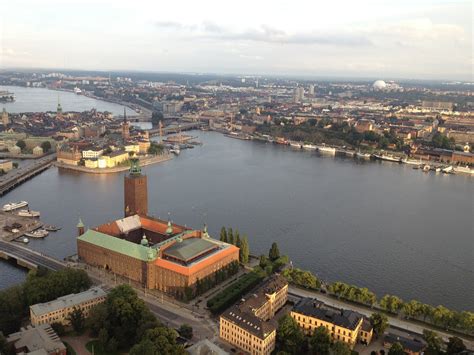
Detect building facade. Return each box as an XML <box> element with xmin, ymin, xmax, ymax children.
<box><xmin>219</xmin><ymin>275</ymin><xmax>288</xmax><ymax>355</ymax></box>
<box><xmin>30</xmin><ymin>287</ymin><xmax>106</xmax><ymax>326</ymax></box>
<box><xmin>291</xmin><ymin>298</ymin><xmax>373</xmax><ymax>348</ymax></box>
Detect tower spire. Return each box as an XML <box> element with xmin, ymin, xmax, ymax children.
<box><xmin>123</xmin><ymin>107</ymin><xmax>127</xmax><ymax>123</ymax></box>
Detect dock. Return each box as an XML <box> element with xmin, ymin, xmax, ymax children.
<box><xmin>0</xmin><ymin>211</ymin><xmax>44</xmax><ymax>242</ymax></box>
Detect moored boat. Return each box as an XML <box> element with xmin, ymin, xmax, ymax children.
<box><xmin>442</xmin><ymin>165</ymin><xmax>453</xmax><ymax>174</ymax></box>
<box><xmin>44</xmin><ymin>225</ymin><xmax>61</xmax><ymax>232</ymax></box>
<box><xmin>2</xmin><ymin>201</ymin><xmax>29</xmax><ymax>212</ymax></box>
<box><xmin>289</xmin><ymin>141</ymin><xmax>302</xmax><ymax>149</ymax></box>
<box><xmin>24</xmin><ymin>229</ymin><xmax>49</xmax><ymax>239</ymax></box>
<box><xmin>317</xmin><ymin>145</ymin><xmax>336</xmax><ymax>155</ymax></box>
<box><xmin>356</xmin><ymin>151</ymin><xmax>371</xmax><ymax>159</ymax></box>
<box><xmin>373</xmin><ymin>154</ymin><xmax>402</xmax><ymax>163</ymax></box>
<box><xmin>303</xmin><ymin>144</ymin><xmax>317</xmax><ymax>150</ymax></box>
<box><xmin>17</xmin><ymin>210</ymin><xmax>40</xmax><ymax>218</ymax></box>
<box><xmin>453</xmin><ymin>166</ymin><xmax>474</xmax><ymax>175</ymax></box>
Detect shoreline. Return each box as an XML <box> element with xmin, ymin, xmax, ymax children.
<box><xmin>55</xmin><ymin>153</ymin><xmax>172</xmax><ymax>174</ymax></box>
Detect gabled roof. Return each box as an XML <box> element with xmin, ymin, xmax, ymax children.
<box><xmin>78</xmin><ymin>229</ymin><xmax>156</xmax><ymax>261</ymax></box>
<box><xmin>163</xmin><ymin>238</ymin><xmax>217</xmax><ymax>262</ymax></box>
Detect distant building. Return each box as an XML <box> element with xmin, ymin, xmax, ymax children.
<box><xmin>290</xmin><ymin>298</ymin><xmax>373</xmax><ymax>348</ymax></box>
<box><xmin>82</xmin><ymin>148</ymin><xmax>104</xmax><ymax>159</ymax></box>
<box><xmin>122</xmin><ymin>108</ymin><xmax>130</xmax><ymax>141</ymax></box>
<box><xmin>421</xmin><ymin>101</ymin><xmax>453</xmax><ymax>111</ymax></box>
<box><xmin>219</xmin><ymin>275</ymin><xmax>288</xmax><ymax>355</ymax></box>
<box><xmin>32</xmin><ymin>146</ymin><xmax>44</xmax><ymax>156</ymax></box>
<box><xmin>309</xmin><ymin>84</ymin><xmax>315</xmax><ymax>96</ymax></box>
<box><xmin>383</xmin><ymin>333</ymin><xmax>426</xmax><ymax>355</ymax></box>
<box><xmin>294</xmin><ymin>87</ymin><xmax>305</xmax><ymax>103</ymax></box>
<box><xmin>6</xmin><ymin>324</ymin><xmax>66</xmax><ymax>355</ymax></box>
<box><xmin>2</xmin><ymin>107</ymin><xmax>9</xmax><ymax>125</ymax></box>
<box><xmin>30</xmin><ymin>287</ymin><xmax>106</xmax><ymax>326</ymax></box>
<box><xmin>124</xmin><ymin>159</ymin><xmax>148</xmax><ymax>216</ymax></box>
<box><xmin>354</xmin><ymin>119</ymin><xmax>374</xmax><ymax>133</ymax></box>
<box><xmin>57</xmin><ymin>146</ymin><xmax>81</xmax><ymax>165</ymax></box>
<box><xmin>8</xmin><ymin>145</ymin><xmax>21</xmax><ymax>155</ymax></box>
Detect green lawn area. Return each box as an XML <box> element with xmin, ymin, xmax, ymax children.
<box><xmin>64</xmin><ymin>341</ymin><xmax>76</xmax><ymax>355</ymax></box>
<box><xmin>85</xmin><ymin>340</ymin><xmax>121</xmax><ymax>355</ymax></box>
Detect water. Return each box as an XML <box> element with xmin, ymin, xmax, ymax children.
<box><xmin>0</xmin><ymin>85</ymin><xmax>126</xmax><ymax>115</ymax></box>
<box><xmin>0</xmin><ymin>131</ymin><xmax>472</xmax><ymax>311</ymax></box>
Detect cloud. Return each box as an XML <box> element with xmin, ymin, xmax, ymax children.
<box><xmin>155</xmin><ymin>21</ymin><xmax>372</xmax><ymax>46</ymax></box>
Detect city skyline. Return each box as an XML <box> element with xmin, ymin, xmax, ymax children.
<box><xmin>0</xmin><ymin>0</ymin><xmax>472</xmax><ymax>81</ymax></box>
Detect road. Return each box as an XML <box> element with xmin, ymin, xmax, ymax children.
<box><xmin>0</xmin><ymin>240</ymin><xmax>65</xmax><ymax>271</ymax></box>
<box><xmin>289</xmin><ymin>286</ymin><xmax>474</xmax><ymax>350</ymax></box>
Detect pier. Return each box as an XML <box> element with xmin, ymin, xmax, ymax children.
<box><xmin>0</xmin><ymin>154</ymin><xmax>56</xmax><ymax>196</ymax></box>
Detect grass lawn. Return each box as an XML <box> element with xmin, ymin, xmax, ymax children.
<box><xmin>85</xmin><ymin>340</ymin><xmax>121</xmax><ymax>355</ymax></box>
<box><xmin>63</xmin><ymin>341</ymin><xmax>77</xmax><ymax>355</ymax></box>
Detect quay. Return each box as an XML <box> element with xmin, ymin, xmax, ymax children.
<box><xmin>0</xmin><ymin>154</ymin><xmax>56</xmax><ymax>196</ymax></box>
<box><xmin>0</xmin><ymin>211</ymin><xmax>44</xmax><ymax>242</ymax></box>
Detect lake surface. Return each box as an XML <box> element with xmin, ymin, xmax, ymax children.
<box><xmin>1</xmin><ymin>131</ymin><xmax>472</xmax><ymax>311</ymax></box>
<box><xmin>0</xmin><ymin>85</ymin><xmax>125</xmax><ymax>115</ymax></box>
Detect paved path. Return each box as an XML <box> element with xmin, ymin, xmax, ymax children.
<box><xmin>63</xmin><ymin>335</ymin><xmax>91</xmax><ymax>355</ymax></box>
<box><xmin>289</xmin><ymin>286</ymin><xmax>474</xmax><ymax>350</ymax></box>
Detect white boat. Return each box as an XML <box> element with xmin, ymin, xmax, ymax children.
<box><xmin>454</xmin><ymin>166</ymin><xmax>474</xmax><ymax>175</ymax></box>
<box><xmin>356</xmin><ymin>151</ymin><xmax>371</xmax><ymax>159</ymax></box>
<box><xmin>423</xmin><ymin>164</ymin><xmax>431</xmax><ymax>172</ymax></box>
<box><xmin>435</xmin><ymin>167</ymin><xmax>442</xmax><ymax>173</ymax></box>
<box><xmin>303</xmin><ymin>144</ymin><xmax>317</xmax><ymax>150</ymax></box>
<box><xmin>290</xmin><ymin>141</ymin><xmax>302</xmax><ymax>149</ymax></box>
<box><xmin>24</xmin><ymin>229</ymin><xmax>49</xmax><ymax>239</ymax></box>
<box><xmin>317</xmin><ymin>145</ymin><xmax>336</xmax><ymax>155</ymax></box>
<box><xmin>170</xmin><ymin>145</ymin><xmax>180</xmax><ymax>156</ymax></box>
<box><xmin>22</xmin><ymin>237</ymin><xmax>29</xmax><ymax>244</ymax></box>
<box><xmin>401</xmin><ymin>158</ymin><xmax>422</xmax><ymax>166</ymax></box>
<box><xmin>73</xmin><ymin>87</ymin><xmax>82</xmax><ymax>94</ymax></box>
<box><xmin>18</xmin><ymin>209</ymin><xmax>40</xmax><ymax>218</ymax></box>
<box><xmin>2</xmin><ymin>201</ymin><xmax>29</xmax><ymax>212</ymax></box>
<box><xmin>373</xmin><ymin>154</ymin><xmax>402</xmax><ymax>163</ymax></box>
<box><xmin>442</xmin><ymin>166</ymin><xmax>453</xmax><ymax>173</ymax></box>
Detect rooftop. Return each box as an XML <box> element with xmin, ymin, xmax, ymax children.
<box><xmin>6</xmin><ymin>324</ymin><xmax>66</xmax><ymax>354</ymax></box>
<box><xmin>293</xmin><ymin>298</ymin><xmax>363</xmax><ymax>331</ymax></box>
<box><xmin>163</xmin><ymin>237</ymin><xmax>218</xmax><ymax>262</ymax></box>
<box><xmin>221</xmin><ymin>305</ymin><xmax>276</xmax><ymax>339</ymax></box>
<box><xmin>241</xmin><ymin>275</ymin><xmax>288</xmax><ymax>312</ymax></box>
<box><xmin>384</xmin><ymin>333</ymin><xmax>426</xmax><ymax>352</ymax></box>
<box><xmin>30</xmin><ymin>287</ymin><xmax>106</xmax><ymax>317</ymax></box>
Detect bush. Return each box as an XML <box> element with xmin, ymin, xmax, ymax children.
<box><xmin>207</xmin><ymin>272</ymin><xmax>264</xmax><ymax>314</ymax></box>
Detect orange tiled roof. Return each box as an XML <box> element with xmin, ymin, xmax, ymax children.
<box><xmin>139</xmin><ymin>216</ymin><xmax>187</xmax><ymax>235</ymax></box>
<box><xmin>154</xmin><ymin>244</ymin><xmax>239</xmax><ymax>276</ymax></box>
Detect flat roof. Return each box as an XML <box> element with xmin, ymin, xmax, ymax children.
<box><xmin>6</xmin><ymin>324</ymin><xmax>66</xmax><ymax>354</ymax></box>
<box><xmin>163</xmin><ymin>238</ymin><xmax>217</xmax><ymax>262</ymax></box>
<box><xmin>30</xmin><ymin>287</ymin><xmax>106</xmax><ymax>317</ymax></box>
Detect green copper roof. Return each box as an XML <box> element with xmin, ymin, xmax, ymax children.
<box><xmin>78</xmin><ymin>229</ymin><xmax>157</xmax><ymax>261</ymax></box>
<box><xmin>77</xmin><ymin>218</ymin><xmax>85</xmax><ymax>228</ymax></box>
<box><xmin>163</xmin><ymin>238</ymin><xmax>217</xmax><ymax>262</ymax></box>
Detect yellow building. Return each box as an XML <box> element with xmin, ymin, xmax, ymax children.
<box><xmin>219</xmin><ymin>275</ymin><xmax>288</xmax><ymax>355</ymax></box>
<box><xmin>138</xmin><ymin>140</ymin><xmax>151</xmax><ymax>154</ymax></box>
<box><xmin>290</xmin><ymin>298</ymin><xmax>373</xmax><ymax>348</ymax></box>
<box><xmin>98</xmin><ymin>150</ymin><xmax>129</xmax><ymax>168</ymax></box>
<box><xmin>30</xmin><ymin>287</ymin><xmax>106</xmax><ymax>326</ymax></box>
<box><xmin>125</xmin><ymin>143</ymin><xmax>140</xmax><ymax>155</ymax></box>
<box><xmin>84</xmin><ymin>159</ymin><xmax>99</xmax><ymax>169</ymax></box>
<box><xmin>0</xmin><ymin>159</ymin><xmax>13</xmax><ymax>172</ymax></box>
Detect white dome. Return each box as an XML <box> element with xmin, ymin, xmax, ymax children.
<box><xmin>372</xmin><ymin>80</ymin><xmax>387</xmax><ymax>90</ymax></box>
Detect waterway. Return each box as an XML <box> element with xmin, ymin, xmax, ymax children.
<box><xmin>0</xmin><ymin>85</ymin><xmax>125</xmax><ymax>115</ymax></box>
<box><xmin>0</xmin><ymin>131</ymin><xmax>473</xmax><ymax>311</ymax></box>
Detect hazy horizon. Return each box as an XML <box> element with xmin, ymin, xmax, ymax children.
<box><xmin>1</xmin><ymin>0</ymin><xmax>472</xmax><ymax>81</ymax></box>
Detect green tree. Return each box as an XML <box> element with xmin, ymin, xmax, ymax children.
<box><xmin>219</xmin><ymin>227</ymin><xmax>227</xmax><ymax>243</ymax></box>
<box><xmin>227</xmin><ymin>227</ymin><xmax>234</xmax><ymax>245</ymax></box>
<box><xmin>16</xmin><ymin>140</ymin><xmax>26</xmax><ymax>151</ymax></box>
<box><xmin>446</xmin><ymin>337</ymin><xmax>466</xmax><ymax>354</ymax></box>
<box><xmin>423</xmin><ymin>330</ymin><xmax>443</xmax><ymax>355</ymax></box>
<box><xmin>380</xmin><ymin>295</ymin><xmax>403</xmax><ymax>314</ymax></box>
<box><xmin>432</xmin><ymin>305</ymin><xmax>454</xmax><ymax>329</ymax></box>
<box><xmin>178</xmin><ymin>324</ymin><xmax>193</xmax><ymax>339</ymax></box>
<box><xmin>276</xmin><ymin>315</ymin><xmax>305</xmax><ymax>353</ymax></box>
<box><xmin>240</xmin><ymin>235</ymin><xmax>250</xmax><ymax>263</ymax></box>
<box><xmin>235</xmin><ymin>231</ymin><xmax>241</xmax><ymax>249</ymax></box>
<box><xmin>269</xmin><ymin>242</ymin><xmax>280</xmax><ymax>261</ymax></box>
<box><xmin>0</xmin><ymin>333</ymin><xmax>7</xmax><ymax>355</ymax></box>
<box><xmin>388</xmin><ymin>342</ymin><xmax>405</xmax><ymax>355</ymax></box>
<box><xmin>259</xmin><ymin>255</ymin><xmax>269</xmax><ymax>268</ymax></box>
<box><xmin>148</xmin><ymin>142</ymin><xmax>164</xmax><ymax>155</ymax></box>
<box><xmin>98</xmin><ymin>327</ymin><xmax>109</xmax><ymax>347</ymax></box>
<box><xmin>331</xmin><ymin>341</ymin><xmax>351</xmax><ymax>355</ymax></box>
<box><xmin>310</xmin><ymin>326</ymin><xmax>331</xmax><ymax>355</ymax></box>
<box><xmin>370</xmin><ymin>313</ymin><xmax>388</xmax><ymax>337</ymax></box>
<box><xmin>67</xmin><ymin>307</ymin><xmax>85</xmax><ymax>333</ymax></box>
<box><xmin>402</xmin><ymin>300</ymin><xmax>423</xmax><ymax>319</ymax></box>
<box><xmin>41</xmin><ymin>141</ymin><xmax>52</xmax><ymax>152</ymax></box>
<box><xmin>131</xmin><ymin>327</ymin><xmax>185</xmax><ymax>354</ymax></box>
<box><xmin>50</xmin><ymin>322</ymin><xmax>66</xmax><ymax>336</ymax></box>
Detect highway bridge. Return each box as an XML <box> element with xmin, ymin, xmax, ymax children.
<box><xmin>0</xmin><ymin>154</ymin><xmax>56</xmax><ymax>196</ymax></box>
<box><xmin>0</xmin><ymin>240</ymin><xmax>65</xmax><ymax>271</ymax></box>
<box><xmin>148</xmin><ymin>122</ymin><xmax>205</xmax><ymax>137</ymax></box>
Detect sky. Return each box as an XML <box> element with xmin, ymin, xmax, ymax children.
<box><xmin>0</xmin><ymin>0</ymin><xmax>472</xmax><ymax>81</ymax></box>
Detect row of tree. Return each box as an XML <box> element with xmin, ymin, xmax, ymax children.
<box><xmin>328</xmin><ymin>281</ymin><xmax>378</xmax><ymax>306</ymax></box>
<box><xmin>15</xmin><ymin>140</ymin><xmax>52</xmax><ymax>153</ymax></box>
<box><xmin>0</xmin><ymin>268</ymin><xmax>92</xmax><ymax>334</ymax></box>
<box><xmin>219</xmin><ymin>226</ymin><xmax>249</xmax><ymax>263</ymax></box>
<box><xmin>282</xmin><ymin>267</ymin><xmax>321</xmax><ymax>290</ymax></box>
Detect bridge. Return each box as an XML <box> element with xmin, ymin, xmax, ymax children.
<box><xmin>0</xmin><ymin>240</ymin><xmax>65</xmax><ymax>271</ymax></box>
<box><xmin>0</xmin><ymin>154</ymin><xmax>56</xmax><ymax>196</ymax></box>
<box><xmin>148</xmin><ymin>122</ymin><xmax>205</xmax><ymax>137</ymax></box>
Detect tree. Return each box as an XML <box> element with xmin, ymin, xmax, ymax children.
<box><xmin>178</xmin><ymin>324</ymin><xmax>193</xmax><ymax>339</ymax></box>
<box><xmin>276</xmin><ymin>315</ymin><xmax>305</xmax><ymax>354</ymax></box>
<box><xmin>259</xmin><ymin>255</ymin><xmax>269</xmax><ymax>268</ymax></box>
<box><xmin>446</xmin><ymin>337</ymin><xmax>466</xmax><ymax>354</ymax></box>
<box><xmin>423</xmin><ymin>330</ymin><xmax>443</xmax><ymax>355</ymax></box>
<box><xmin>41</xmin><ymin>141</ymin><xmax>52</xmax><ymax>152</ymax></box>
<box><xmin>67</xmin><ymin>307</ymin><xmax>85</xmax><ymax>333</ymax></box>
<box><xmin>240</xmin><ymin>235</ymin><xmax>250</xmax><ymax>263</ymax></box>
<box><xmin>380</xmin><ymin>295</ymin><xmax>403</xmax><ymax>314</ymax></box>
<box><xmin>50</xmin><ymin>322</ymin><xmax>66</xmax><ymax>336</ymax></box>
<box><xmin>269</xmin><ymin>242</ymin><xmax>280</xmax><ymax>261</ymax></box>
<box><xmin>98</xmin><ymin>327</ymin><xmax>109</xmax><ymax>347</ymax></box>
<box><xmin>388</xmin><ymin>342</ymin><xmax>405</xmax><ymax>355</ymax></box>
<box><xmin>310</xmin><ymin>326</ymin><xmax>331</xmax><ymax>355</ymax></box>
<box><xmin>227</xmin><ymin>227</ymin><xmax>234</xmax><ymax>245</ymax></box>
<box><xmin>219</xmin><ymin>227</ymin><xmax>227</xmax><ymax>243</ymax></box>
<box><xmin>130</xmin><ymin>327</ymin><xmax>185</xmax><ymax>355</ymax></box>
<box><xmin>402</xmin><ymin>300</ymin><xmax>423</xmax><ymax>319</ymax></box>
<box><xmin>0</xmin><ymin>333</ymin><xmax>7</xmax><ymax>355</ymax></box>
<box><xmin>235</xmin><ymin>230</ymin><xmax>241</xmax><ymax>249</ymax></box>
<box><xmin>331</xmin><ymin>341</ymin><xmax>351</xmax><ymax>355</ymax></box>
<box><xmin>16</xmin><ymin>140</ymin><xmax>26</xmax><ymax>151</ymax></box>
<box><xmin>432</xmin><ymin>305</ymin><xmax>454</xmax><ymax>329</ymax></box>
<box><xmin>148</xmin><ymin>142</ymin><xmax>164</xmax><ymax>155</ymax></box>
<box><xmin>370</xmin><ymin>313</ymin><xmax>388</xmax><ymax>337</ymax></box>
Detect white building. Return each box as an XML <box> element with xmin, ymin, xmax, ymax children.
<box><xmin>82</xmin><ymin>149</ymin><xmax>104</xmax><ymax>159</ymax></box>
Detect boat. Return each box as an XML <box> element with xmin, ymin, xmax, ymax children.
<box><xmin>442</xmin><ymin>166</ymin><xmax>453</xmax><ymax>174</ymax></box>
<box><xmin>170</xmin><ymin>145</ymin><xmax>180</xmax><ymax>156</ymax></box>
<box><xmin>22</xmin><ymin>237</ymin><xmax>29</xmax><ymax>244</ymax></box>
<box><xmin>373</xmin><ymin>154</ymin><xmax>402</xmax><ymax>163</ymax></box>
<box><xmin>44</xmin><ymin>225</ymin><xmax>61</xmax><ymax>232</ymax></box>
<box><xmin>401</xmin><ymin>158</ymin><xmax>422</xmax><ymax>166</ymax></box>
<box><xmin>434</xmin><ymin>167</ymin><xmax>442</xmax><ymax>173</ymax></box>
<box><xmin>454</xmin><ymin>166</ymin><xmax>474</xmax><ymax>175</ymax></box>
<box><xmin>356</xmin><ymin>151</ymin><xmax>371</xmax><ymax>159</ymax></box>
<box><xmin>289</xmin><ymin>141</ymin><xmax>302</xmax><ymax>149</ymax></box>
<box><xmin>303</xmin><ymin>144</ymin><xmax>317</xmax><ymax>150</ymax></box>
<box><xmin>73</xmin><ymin>87</ymin><xmax>82</xmax><ymax>95</ymax></box>
<box><xmin>24</xmin><ymin>229</ymin><xmax>49</xmax><ymax>239</ymax></box>
<box><xmin>422</xmin><ymin>164</ymin><xmax>431</xmax><ymax>172</ymax></box>
<box><xmin>2</xmin><ymin>201</ymin><xmax>29</xmax><ymax>212</ymax></box>
<box><xmin>18</xmin><ymin>209</ymin><xmax>40</xmax><ymax>218</ymax></box>
<box><xmin>317</xmin><ymin>145</ymin><xmax>336</xmax><ymax>155</ymax></box>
